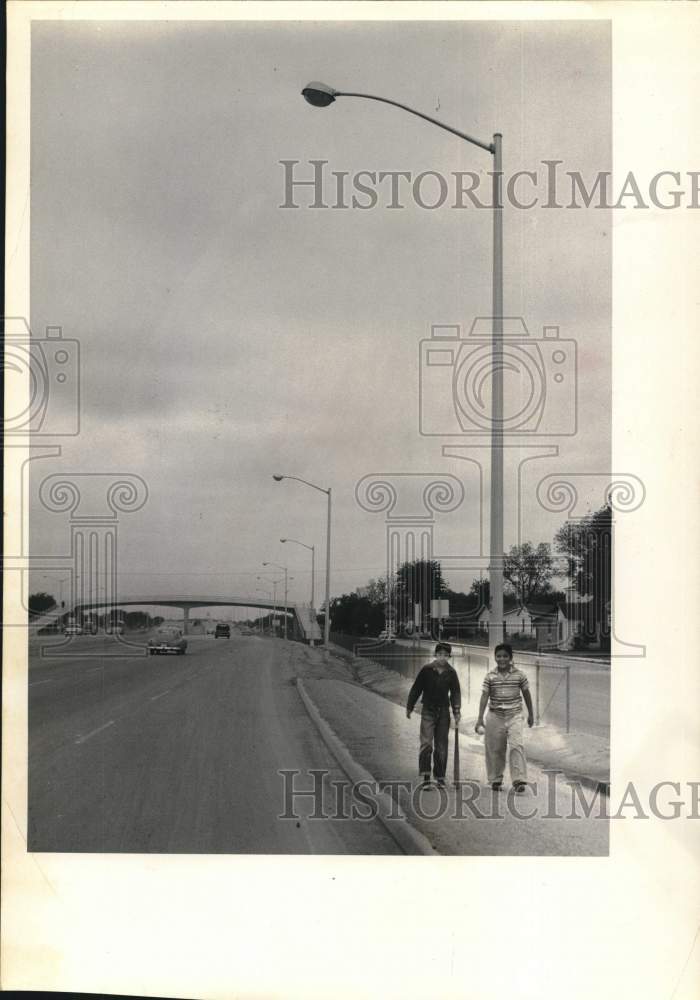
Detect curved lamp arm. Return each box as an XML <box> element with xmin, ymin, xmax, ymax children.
<box><xmin>273</xmin><ymin>474</ymin><xmax>329</xmax><ymax>496</ymax></box>
<box><xmin>335</xmin><ymin>91</ymin><xmax>494</xmax><ymax>154</ymax></box>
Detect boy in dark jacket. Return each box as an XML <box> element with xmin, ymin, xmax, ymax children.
<box><xmin>406</xmin><ymin>642</ymin><xmax>461</xmax><ymax>788</ymax></box>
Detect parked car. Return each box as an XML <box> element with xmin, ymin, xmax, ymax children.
<box><xmin>215</xmin><ymin>624</ymin><xmax>231</xmax><ymax>638</ymax></box>
<box><xmin>148</xmin><ymin>627</ymin><xmax>187</xmax><ymax>656</ymax></box>
<box><xmin>64</xmin><ymin>623</ymin><xmax>84</xmax><ymax>636</ymax></box>
<box><xmin>377</xmin><ymin>629</ymin><xmax>396</xmax><ymax>643</ymax></box>
<box><xmin>38</xmin><ymin>622</ymin><xmax>61</xmax><ymax>634</ymax></box>
<box><xmin>240</xmin><ymin>627</ymin><xmax>254</xmax><ymax>636</ymax></box>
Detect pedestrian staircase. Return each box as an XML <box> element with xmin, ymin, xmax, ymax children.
<box><xmin>296</xmin><ymin>604</ymin><xmax>323</xmax><ymax>644</ymax></box>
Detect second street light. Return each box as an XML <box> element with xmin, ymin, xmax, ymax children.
<box><xmin>301</xmin><ymin>81</ymin><xmax>505</xmax><ymax>650</ymax></box>
<box><xmin>273</xmin><ymin>474</ymin><xmax>332</xmax><ymax>647</ymax></box>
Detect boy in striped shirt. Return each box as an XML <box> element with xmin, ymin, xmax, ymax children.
<box><xmin>475</xmin><ymin>642</ymin><xmax>534</xmax><ymax>793</ymax></box>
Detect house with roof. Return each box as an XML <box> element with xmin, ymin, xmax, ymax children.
<box><xmin>477</xmin><ymin>584</ymin><xmax>609</xmax><ymax>653</ymax></box>
<box><xmin>477</xmin><ymin>602</ymin><xmax>558</xmax><ymax>641</ymax></box>
<box><xmin>534</xmin><ymin>599</ymin><xmax>605</xmax><ymax>651</ymax></box>
<box><xmin>525</xmin><ymin>602</ymin><xmax>583</xmax><ymax>650</ymax></box>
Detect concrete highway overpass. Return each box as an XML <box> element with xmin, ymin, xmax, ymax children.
<box><xmin>68</xmin><ymin>595</ymin><xmax>311</xmax><ymax>639</ymax></box>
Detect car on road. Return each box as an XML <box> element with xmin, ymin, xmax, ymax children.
<box><xmin>240</xmin><ymin>627</ymin><xmax>254</xmax><ymax>636</ymax></box>
<box><xmin>148</xmin><ymin>627</ymin><xmax>187</xmax><ymax>656</ymax></box>
<box><xmin>215</xmin><ymin>624</ymin><xmax>231</xmax><ymax>638</ymax></box>
<box><xmin>377</xmin><ymin>629</ymin><xmax>396</xmax><ymax>643</ymax></box>
<box><xmin>64</xmin><ymin>623</ymin><xmax>84</xmax><ymax>636</ymax></box>
<box><xmin>38</xmin><ymin>622</ymin><xmax>62</xmax><ymax>634</ymax></box>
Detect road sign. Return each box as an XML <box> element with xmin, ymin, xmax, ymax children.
<box><xmin>431</xmin><ymin>599</ymin><xmax>450</xmax><ymax>618</ymax></box>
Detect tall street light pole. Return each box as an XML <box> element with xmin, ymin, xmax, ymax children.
<box><xmin>273</xmin><ymin>474</ymin><xmax>332</xmax><ymax>647</ymax></box>
<box><xmin>263</xmin><ymin>561</ymin><xmax>289</xmax><ymax>640</ymax></box>
<box><xmin>300</xmin><ymin>82</ymin><xmax>504</xmax><ymax>651</ymax></box>
<box><xmin>280</xmin><ymin>538</ymin><xmax>315</xmax><ymax>610</ymax></box>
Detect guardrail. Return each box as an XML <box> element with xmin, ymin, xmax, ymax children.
<box><xmin>330</xmin><ymin>633</ymin><xmax>610</xmax><ymax>738</ymax></box>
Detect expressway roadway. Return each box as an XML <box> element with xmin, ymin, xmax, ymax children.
<box><xmin>28</xmin><ymin>633</ymin><xmax>400</xmax><ymax>854</ymax></box>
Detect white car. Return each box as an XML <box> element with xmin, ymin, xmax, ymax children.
<box><xmin>378</xmin><ymin>629</ymin><xmax>397</xmax><ymax>643</ymax></box>
<box><xmin>64</xmin><ymin>623</ymin><xmax>84</xmax><ymax>636</ymax></box>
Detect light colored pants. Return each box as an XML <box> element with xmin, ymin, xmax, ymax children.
<box><xmin>485</xmin><ymin>711</ymin><xmax>527</xmax><ymax>785</ymax></box>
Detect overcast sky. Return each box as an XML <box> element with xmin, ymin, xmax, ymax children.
<box><xmin>29</xmin><ymin>18</ymin><xmax>611</xmax><ymax>608</ymax></box>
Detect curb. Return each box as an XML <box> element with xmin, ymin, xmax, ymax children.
<box><xmin>296</xmin><ymin>678</ymin><xmax>436</xmax><ymax>856</ymax></box>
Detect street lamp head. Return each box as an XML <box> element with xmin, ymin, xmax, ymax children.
<box><xmin>301</xmin><ymin>82</ymin><xmax>337</xmax><ymax>108</ymax></box>
<box><xmin>272</xmin><ymin>474</ymin><xmax>284</xmax><ymax>482</ymax></box>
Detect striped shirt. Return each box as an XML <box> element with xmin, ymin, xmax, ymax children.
<box><xmin>482</xmin><ymin>665</ymin><xmax>529</xmax><ymax>715</ymax></box>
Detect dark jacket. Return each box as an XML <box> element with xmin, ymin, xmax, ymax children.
<box><xmin>407</xmin><ymin>661</ymin><xmax>461</xmax><ymax>714</ymax></box>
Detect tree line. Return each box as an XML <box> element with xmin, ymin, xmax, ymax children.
<box><xmin>330</xmin><ymin>503</ymin><xmax>611</xmax><ymax>643</ymax></box>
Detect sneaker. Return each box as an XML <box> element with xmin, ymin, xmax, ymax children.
<box><xmin>419</xmin><ymin>774</ymin><xmax>432</xmax><ymax>789</ymax></box>
<box><xmin>513</xmin><ymin>782</ymin><xmax>527</xmax><ymax>795</ymax></box>
<box><xmin>491</xmin><ymin>782</ymin><xmax>503</xmax><ymax>791</ymax></box>
<box><xmin>436</xmin><ymin>778</ymin><xmax>446</xmax><ymax>788</ymax></box>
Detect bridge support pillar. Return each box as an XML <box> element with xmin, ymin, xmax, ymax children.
<box><xmin>182</xmin><ymin>607</ymin><xmax>190</xmax><ymax>635</ymax></box>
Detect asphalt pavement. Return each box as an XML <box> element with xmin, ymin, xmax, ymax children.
<box><xmin>28</xmin><ymin>633</ymin><xmax>400</xmax><ymax>854</ymax></box>
<box><xmin>29</xmin><ymin>632</ymin><xmax>609</xmax><ymax>856</ymax></box>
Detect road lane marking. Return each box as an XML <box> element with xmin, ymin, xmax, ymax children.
<box><xmin>85</xmin><ymin>667</ymin><xmax>102</xmax><ymax>674</ymax></box>
<box><xmin>29</xmin><ymin>679</ymin><xmax>53</xmax><ymax>687</ymax></box>
<box><xmin>150</xmin><ymin>689</ymin><xmax>171</xmax><ymax>702</ymax></box>
<box><xmin>75</xmin><ymin>720</ymin><xmax>115</xmax><ymax>745</ymax></box>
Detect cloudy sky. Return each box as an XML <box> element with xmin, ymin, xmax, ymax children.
<box><xmin>29</xmin><ymin>18</ymin><xmax>611</xmax><ymax>608</ymax></box>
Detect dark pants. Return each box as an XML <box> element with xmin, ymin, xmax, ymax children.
<box><xmin>418</xmin><ymin>706</ymin><xmax>451</xmax><ymax>778</ymax></box>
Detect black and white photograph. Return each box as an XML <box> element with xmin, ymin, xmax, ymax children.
<box><xmin>3</xmin><ymin>2</ymin><xmax>698</xmax><ymax>998</ymax></box>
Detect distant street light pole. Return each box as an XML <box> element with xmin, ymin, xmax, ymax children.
<box><xmin>41</xmin><ymin>574</ymin><xmax>68</xmax><ymax>611</ymax></box>
<box><xmin>263</xmin><ymin>561</ymin><xmax>289</xmax><ymax>640</ymax></box>
<box><xmin>280</xmin><ymin>538</ymin><xmax>315</xmax><ymax>610</ymax></box>
<box><xmin>255</xmin><ymin>587</ymin><xmax>272</xmax><ymax>633</ymax></box>
<box><xmin>257</xmin><ymin>574</ymin><xmax>282</xmax><ymax>635</ymax></box>
<box><xmin>273</xmin><ymin>474</ymin><xmax>332</xmax><ymax>647</ymax></box>
<box><xmin>300</xmin><ymin>82</ymin><xmax>504</xmax><ymax>651</ymax></box>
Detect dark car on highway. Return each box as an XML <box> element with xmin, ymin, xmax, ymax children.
<box><xmin>215</xmin><ymin>623</ymin><xmax>231</xmax><ymax>638</ymax></box>
<box><xmin>148</xmin><ymin>627</ymin><xmax>187</xmax><ymax>656</ymax></box>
